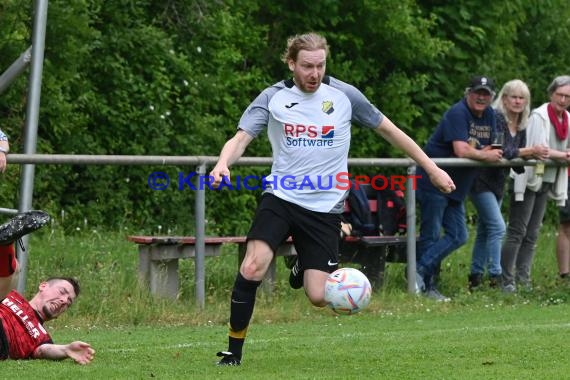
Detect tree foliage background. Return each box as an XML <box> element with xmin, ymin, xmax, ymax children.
<box><xmin>0</xmin><ymin>0</ymin><xmax>569</xmax><ymax>234</ymax></box>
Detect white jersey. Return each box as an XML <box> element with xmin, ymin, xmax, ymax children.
<box><xmin>238</xmin><ymin>76</ymin><xmax>383</xmax><ymax>213</ymax></box>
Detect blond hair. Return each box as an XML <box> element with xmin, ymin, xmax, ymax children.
<box><xmin>492</xmin><ymin>79</ymin><xmax>531</xmax><ymax>131</ymax></box>
<box><xmin>281</xmin><ymin>32</ymin><xmax>330</xmax><ymax>63</ymax></box>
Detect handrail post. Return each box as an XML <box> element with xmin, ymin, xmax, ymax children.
<box><xmin>16</xmin><ymin>0</ymin><xmax>49</xmax><ymax>294</ymax></box>
<box><xmin>195</xmin><ymin>163</ymin><xmax>206</xmax><ymax>308</ymax></box>
<box><xmin>406</xmin><ymin>165</ymin><xmax>417</xmax><ymax>294</ymax></box>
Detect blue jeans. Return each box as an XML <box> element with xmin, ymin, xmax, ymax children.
<box><xmin>470</xmin><ymin>191</ymin><xmax>505</xmax><ymax>277</ymax></box>
<box><xmin>417</xmin><ymin>190</ymin><xmax>469</xmax><ymax>281</ymax></box>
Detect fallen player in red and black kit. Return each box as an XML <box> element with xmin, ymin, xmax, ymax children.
<box><xmin>0</xmin><ymin>211</ymin><xmax>95</xmax><ymax>364</ymax></box>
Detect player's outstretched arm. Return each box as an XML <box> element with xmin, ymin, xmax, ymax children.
<box><xmin>33</xmin><ymin>341</ymin><xmax>95</xmax><ymax>365</ymax></box>
<box><xmin>210</xmin><ymin>130</ymin><xmax>254</xmax><ymax>188</ymax></box>
<box><xmin>375</xmin><ymin>116</ymin><xmax>456</xmax><ymax>194</ymax></box>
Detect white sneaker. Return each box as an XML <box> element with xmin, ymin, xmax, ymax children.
<box><xmin>425</xmin><ymin>288</ymin><xmax>451</xmax><ymax>302</ymax></box>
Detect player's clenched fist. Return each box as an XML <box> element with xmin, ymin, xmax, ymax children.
<box><xmin>209</xmin><ymin>165</ymin><xmax>230</xmax><ymax>188</ymax></box>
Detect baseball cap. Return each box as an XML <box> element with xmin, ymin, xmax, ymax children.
<box><xmin>469</xmin><ymin>75</ymin><xmax>495</xmax><ymax>94</ymax></box>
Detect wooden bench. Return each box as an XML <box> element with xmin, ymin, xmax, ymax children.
<box><xmin>127</xmin><ymin>235</ymin><xmax>296</xmax><ymax>299</ymax></box>
<box><xmin>127</xmin><ymin>233</ymin><xmax>407</xmax><ymax>299</ymax></box>
<box><xmin>128</xmin><ymin>183</ymin><xmax>410</xmax><ymax>299</ymax></box>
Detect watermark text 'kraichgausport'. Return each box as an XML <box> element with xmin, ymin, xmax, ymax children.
<box><xmin>147</xmin><ymin>171</ymin><xmax>421</xmax><ymax>191</ymax></box>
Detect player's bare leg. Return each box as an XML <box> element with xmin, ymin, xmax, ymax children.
<box><xmin>303</xmin><ymin>269</ymin><xmax>329</xmax><ymax>307</ymax></box>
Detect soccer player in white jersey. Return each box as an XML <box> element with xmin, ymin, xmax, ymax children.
<box><xmin>210</xmin><ymin>32</ymin><xmax>455</xmax><ymax>366</ymax></box>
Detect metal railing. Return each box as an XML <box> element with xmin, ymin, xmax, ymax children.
<box><xmin>6</xmin><ymin>153</ymin><xmax>552</xmax><ymax>307</ymax></box>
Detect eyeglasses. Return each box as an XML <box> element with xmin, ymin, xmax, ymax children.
<box><xmin>554</xmin><ymin>92</ymin><xmax>570</xmax><ymax>100</ymax></box>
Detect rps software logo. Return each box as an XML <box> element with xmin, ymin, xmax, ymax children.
<box><xmin>284</xmin><ymin>124</ymin><xmax>335</xmax><ymax>147</ymax></box>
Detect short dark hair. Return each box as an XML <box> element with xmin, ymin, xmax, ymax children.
<box><xmin>46</xmin><ymin>276</ymin><xmax>81</xmax><ymax>297</ymax></box>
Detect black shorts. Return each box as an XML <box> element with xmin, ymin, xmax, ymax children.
<box><xmin>247</xmin><ymin>193</ymin><xmax>342</xmax><ymax>273</ymax></box>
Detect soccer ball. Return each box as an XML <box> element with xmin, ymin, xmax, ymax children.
<box><xmin>324</xmin><ymin>267</ymin><xmax>372</xmax><ymax>315</ymax></box>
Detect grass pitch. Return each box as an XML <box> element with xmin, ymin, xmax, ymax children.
<box><xmin>6</xmin><ymin>222</ymin><xmax>570</xmax><ymax>378</ymax></box>
<box><xmin>5</xmin><ymin>302</ymin><xmax>570</xmax><ymax>379</ymax></box>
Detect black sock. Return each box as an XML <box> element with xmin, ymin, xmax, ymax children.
<box><xmin>227</xmin><ymin>272</ymin><xmax>261</xmax><ymax>359</ymax></box>
<box><xmin>560</xmin><ymin>273</ymin><xmax>569</xmax><ymax>279</ymax></box>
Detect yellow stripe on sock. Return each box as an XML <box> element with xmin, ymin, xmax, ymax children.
<box><xmin>229</xmin><ymin>326</ymin><xmax>248</xmax><ymax>339</ymax></box>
